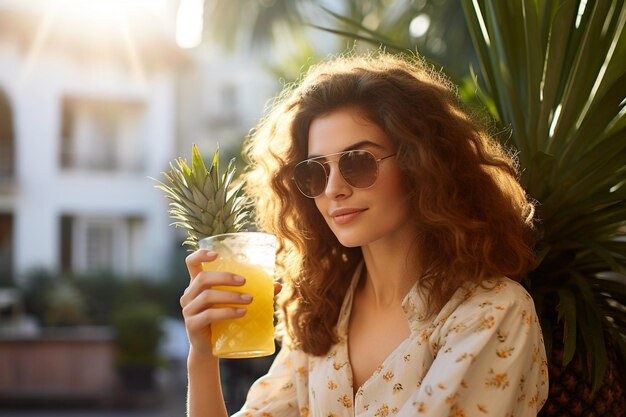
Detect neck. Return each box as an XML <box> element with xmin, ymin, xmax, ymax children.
<box><xmin>359</xmin><ymin>234</ymin><xmax>420</xmax><ymax>308</ymax></box>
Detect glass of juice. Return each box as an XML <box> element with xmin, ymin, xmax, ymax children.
<box><xmin>199</xmin><ymin>232</ymin><xmax>277</xmax><ymax>358</ymax></box>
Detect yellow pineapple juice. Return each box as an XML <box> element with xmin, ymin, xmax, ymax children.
<box><xmin>199</xmin><ymin>233</ymin><xmax>276</xmax><ymax>358</ymax></box>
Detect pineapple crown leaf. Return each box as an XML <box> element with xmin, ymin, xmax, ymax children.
<box><xmin>191</xmin><ymin>144</ymin><xmax>209</xmax><ymax>187</ymax></box>
<box><xmin>153</xmin><ymin>143</ymin><xmax>252</xmax><ymax>251</ymax></box>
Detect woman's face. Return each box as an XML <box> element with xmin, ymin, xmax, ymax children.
<box><xmin>306</xmin><ymin>107</ymin><xmax>413</xmax><ymax>248</ymax></box>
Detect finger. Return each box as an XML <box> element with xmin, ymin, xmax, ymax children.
<box><xmin>182</xmin><ymin>288</ymin><xmax>253</xmax><ymax>316</ymax></box>
<box><xmin>186</xmin><ymin>307</ymin><xmax>247</xmax><ymax>333</ymax></box>
<box><xmin>181</xmin><ymin>272</ymin><xmax>246</xmax><ymax>306</ymax></box>
<box><xmin>185</xmin><ymin>250</ymin><xmax>218</xmax><ymax>281</ymax></box>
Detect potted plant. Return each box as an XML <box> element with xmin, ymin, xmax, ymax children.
<box><xmin>112</xmin><ymin>302</ymin><xmax>164</xmax><ymax>391</ymax></box>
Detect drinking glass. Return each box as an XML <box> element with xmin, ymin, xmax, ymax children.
<box><xmin>199</xmin><ymin>232</ymin><xmax>276</xmax><ymax>358</ymax></box>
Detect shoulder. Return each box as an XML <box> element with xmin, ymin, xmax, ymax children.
<box><xmin>436</xmin><ymin>277</ymin><xmax>539</xmax><ymax>336</ymax></box>
<box><xmin>462</xmin><ymin>277</ymin><xmax>534</xmax><ymax>310</ymax></box>
<box><xmin>449</xmin><ymin>277</ymin><xmax>534</xmax><ymax>311</ymax></box>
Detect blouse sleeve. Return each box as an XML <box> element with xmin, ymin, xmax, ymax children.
<box><xmin>231</xmin><ymin>343</ymin><xmax>303</xmax><ymax>417</ymax></box>
<box><xmin>398</xmin><ymin>282</ymin><xmax>549</xmax><ymax>417</ymax></box>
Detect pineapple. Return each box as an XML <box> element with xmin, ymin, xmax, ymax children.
<box><xmin>153</xmin><ymin>144</ymin><xmax>250</xmax><ymax>250</ymax></box>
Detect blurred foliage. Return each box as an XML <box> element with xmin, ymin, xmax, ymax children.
<box><xmin>0</xmin><ymin>274</ymin><xmax>13</xmax><ymax>288</ymax></box>
<box><xmin>14</xmin><ymin>242</ymin><xmax>192</xmax><ymax>383</ymax></box>
<box><xmin>262</xmin><ymin>33</ymin><xmax>321</xmax><ymax>83</ymax></box>
<box><xmin>43</xmin><ymin>280</ymin><xmax>89</xmax><ymax>326</ymax></box>
<box><xmin>202</xmin><ymin>0</ymin><xmax>309</xmax><ymax>50</ymax></box>
<box><xmin>20</xmin><ymin>245</ymin><xmax>189</xmax><ymax>328</ymax></box>
<box><xmin>201</xmin><ymin>0</ymin><xmax>476</xmax><ymax>81</ymax></box>
<box><xmin>112</xmin><ymin>302</ymin><xmax>165</xmax><ymax>368</ymax></box>
<box><xmin>21</xmin><ymin>269</ymin><xmax>58</xmax><ymax>324</ymax></box>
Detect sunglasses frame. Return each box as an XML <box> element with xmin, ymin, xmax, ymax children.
<box><xmin>293</xmin><ymin>149</ymin><xmax>396</xmax><ymax>198</ymax></box>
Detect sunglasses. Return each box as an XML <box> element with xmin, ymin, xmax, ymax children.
<box><xmin>293</xmin><ymin>149</ymin><xmax>396</xmax><ymax>198</ymax></box>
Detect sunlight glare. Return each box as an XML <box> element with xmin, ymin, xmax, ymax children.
<box><xmin>409</xmin><ymin>14</ymin><xmax>430</xmax><ymax>38</ymax></box>
<box><xmin>176</xmin><ymin>0</ymin><xmax>204</xmax><ymax>49</ymax></box>
<box><xmin>471</xmin><ymin>0</ymin><xmax>491</xmax><ymax>47</ymax></box>
<box><xmin>53</xmin><ymin>0</ymin><xmax>157</xmax><ymax>37</ymax></box>
<box><xmin>19</xmin><ymin>0</ymin><xmax>164</xmax><ymax>83</ymax></box>
<box><xmin>20</xmin><ymin>1</ymin><xmax>58</xmax><ymax>83</ymax></box>
<box><xmin>575</xmin><ymin>0</ymin><xmax>588</xmax><ymax>28</ymax></box>
<box><xmin>549</xmin><ymin>104</ymin><xmax>562</xmax><ymax>138</ymax></box>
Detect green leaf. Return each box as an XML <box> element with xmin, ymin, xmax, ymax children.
<box><xmin>521</xmin><ymin>0</ymin><xmax>542</xmax><ymax>140</ymax></box>
<box><xmin>319</xmin><ymin>5</ymin><xmax>398</xmax><ymax>45</ymax></box>
<box><xmin>308</xmin><ymin>24</ymin><xmax>408</xmax><ymax>54</ymax></box>
<box><xmin>571</xmin><ymin>271</ymin><xmax>608</xmax><ymax>391</ymax></box>
<box><xmin>522</xmin><ymin>150</ymin><xmax>556</xmax><ymax>199</ymax></box>
<box><xmin>558</xmin><ymin>72</ymin><xmax>626</xmax><ymax>168</ymax></box>
<box><xmin>535</xmin><ymin>0</ymin><xmax>577</xmax><ymax>150</ymax></box>
<box><xmin>191</xmin><ymin>144</ymin><xmax>208</xmax><ymax>187</ymax></box>
<box><xmin>590</xmin><ymin>274</ymin><xmax>626</xmax><ymax>299</ymax></box>
<box><xmin>210</xmin><ymin>145</ymin><xmax>220</xmax><ymax>179</ymax></box>
<box><xmin>461</xmin><ymin>0</ymin><xmax>496</xmax><ymax>99</ymax></box>
<box><xmin>557</xmin><ymin>287</ymin><xmax>577</xmax><ymax>365</ymax></box>
<box><xmin>550</xmin><ymin>1</ymin><xmax>623</xmax><ymax>155</ymax></box>
<box><xmin>582</xmin><ymin>241</ymin><xmax>626</xmax><ymax>274</ymax></box>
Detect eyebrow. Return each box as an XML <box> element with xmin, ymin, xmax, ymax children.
<box><xmin>307</xmin><ymin>140</ymin><xmax>385</xmax><ymax>159</ymax></box>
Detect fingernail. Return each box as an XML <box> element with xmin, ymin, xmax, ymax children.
<box><xmin>205</xmin><ymin>250</ymin><xmax>217</xmax><ymax>257</ymax></box>
<box><xmin>233</xmin><ymin>275</ymin><xmax>245</xmax><ymax>284</ymax></box>
<box><xmin>235</xmin><ymin>308</ymin><xmax>247</xmax><ymax>315</ymax></box>
<box><xmin>240</xmin><ymin>293</ymin><xmax>253</xmax><ymax>302</ymax></box>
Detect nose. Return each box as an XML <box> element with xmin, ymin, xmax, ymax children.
<box><xmin>323</xmin><ymin>162</ymin><xmax>351</xmax><ymax>199</ymax></box>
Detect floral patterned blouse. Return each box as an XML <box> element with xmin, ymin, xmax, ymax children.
<box><xmin>232</xmin><ymin>264</ymin><xmax>549</xmax><ymax>417</ymax></box>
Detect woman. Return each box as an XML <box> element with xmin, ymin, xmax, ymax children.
<box><xmin>181</xmin><ymin>52</ymin><xmax>549</xmax><ymax>417</ymax></box>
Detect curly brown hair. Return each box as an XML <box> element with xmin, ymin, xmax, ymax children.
<box><xmin>243</xmin><ymin>51</ymin><xmax>536</xmax><ymax>356</ymax></box>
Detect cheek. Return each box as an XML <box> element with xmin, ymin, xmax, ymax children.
<box><xmin>379</xmin><ymin>169</ymin><xmax>408</xmax><ymax>199</ymax></box>
<box><xmin>314</xmin><ymin>198</ymin><xmax>325</xmax><ymax>215</ymax></box>
<box><xmin>377</xmin><ymin>171</ymin><xmax>412</xmax><ymax>217</ymax></box>
<box><xmin>313</xmin><ymin>198</ymin><xmax>333</xmax><ymax>228</ymax></box>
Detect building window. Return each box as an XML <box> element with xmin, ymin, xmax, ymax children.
<box><xmin>0</xmin><ymin>213</ymin><xmax>14</xmax><ymax>284</ymax></box>
<box><xmin>60</xmin><ymin>215</ymin><xmax>143</xmax><ymax>275</ymax></box>
<box><xmin>60</xmin><ymin>97</ymin><xmax>146</xmax><ymax>172</ymax></box>
<box><xmin>0</xmin><ymin>90</ymin><xmax>14</xmax><ymax>177</ymax></box>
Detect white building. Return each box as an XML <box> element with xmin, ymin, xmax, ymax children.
<box><xmin>0</xmin><ymin>0</ymin><xmax>279</xmax><ymax>283</ymax></box>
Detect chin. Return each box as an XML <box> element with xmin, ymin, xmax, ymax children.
<box><xmin>334</xmin><ymin>232</ymin><xmax>373</xmax><ymax>248</ymax></box>
<box><xmin>338</xmin><ymin>239</ymin><xmax>362</xmax><ymax>248</ymax></box>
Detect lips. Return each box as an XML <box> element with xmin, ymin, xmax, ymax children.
<box><xmin>329</xmin><ymin>207</ymin><xmax>367</xmax><ymax>225</ymax></box>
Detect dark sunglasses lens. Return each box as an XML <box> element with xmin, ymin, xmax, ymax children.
<box><xmin>339</xmin><ymin>151</ymin><xmax>378</xmax><ymax>188</ymax></box>
<box><xmin>294</xmin><ymin>161</ymin><xmax>327</xmax><ymax>197</ymax></box>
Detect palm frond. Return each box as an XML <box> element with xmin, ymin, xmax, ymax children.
<box><xmin>462</xmin><ymin>0</ymin><xmax>626</xmax><ymax>389</ymax></box>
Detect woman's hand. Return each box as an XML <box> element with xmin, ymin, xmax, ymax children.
<box><xmin>181</xmin><ymin>250</ymin><xmax>252</xmax><ymax>356</ymax></box>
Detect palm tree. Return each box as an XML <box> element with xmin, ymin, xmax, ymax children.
<box><xmin>461</xmin><ymin>1</ymin><xmax>626</xmax><ymax>415</ymax></box>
